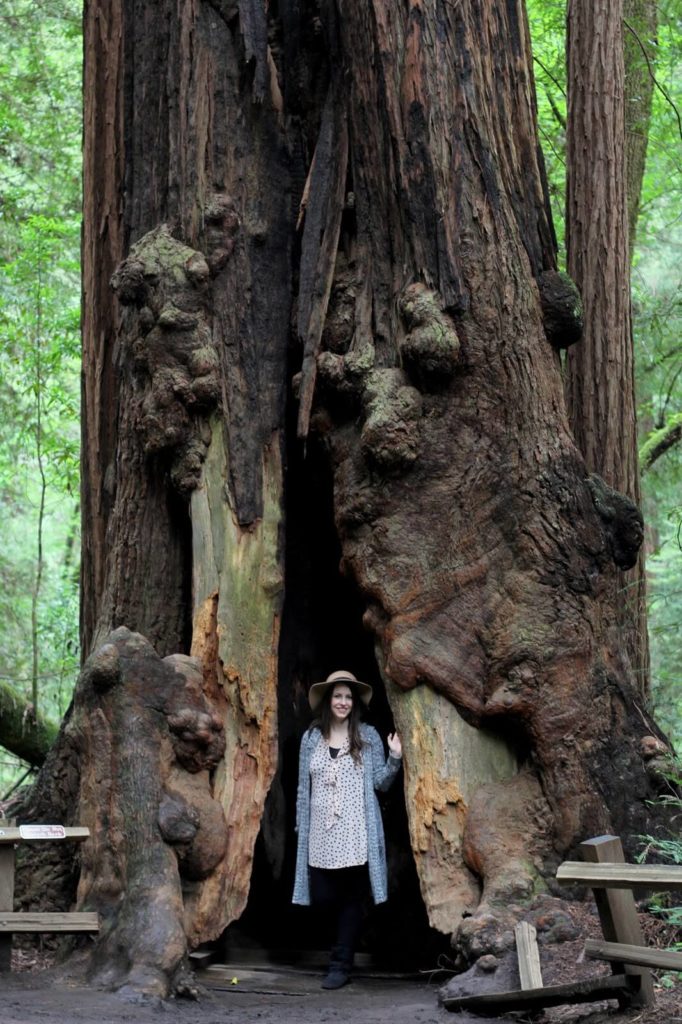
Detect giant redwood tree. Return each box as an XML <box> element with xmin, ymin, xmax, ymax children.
<box><xmin>16</xmin><ymin>0</ymin><xmax>671</xmax><ymax>998</ymax></box>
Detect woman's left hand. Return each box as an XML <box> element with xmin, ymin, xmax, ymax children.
<box><xmin>387</xmin><ymin>731</ymin><xmax>402</xmax><ymax>758</ymax></box>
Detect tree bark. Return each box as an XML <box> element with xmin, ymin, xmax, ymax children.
<box><xmin>314</xmin><ymin>0</ymin><xmax>663</xmax><ymax>944</ymax></box>
<box><xmin>18</xmin><ymin>0</ymin><xmax>670</xmax><ymax>997</ymax></box>
<box><xmin>72</xmin><ymin>0</ymin><xmax>290</xmax><ymax>992</ymax></box>
<box><xmin>564</xmin><ymin>0</ymin><xmax>649</xmax><ymax>698</ymax></box>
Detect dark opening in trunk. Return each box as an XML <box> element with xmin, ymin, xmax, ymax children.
<box><xmin>228</xmin><ymin>432</ymin><xmax>445</xmax><ymax>968</ymax></box>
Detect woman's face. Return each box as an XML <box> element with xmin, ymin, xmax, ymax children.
<box><xmin>330</xmin><ymin>683</ymin><xmax>353</xmax><ymax>724</ymax></box>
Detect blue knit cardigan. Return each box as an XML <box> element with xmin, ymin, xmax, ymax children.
<box><xmin>292</xmin><ymin>722</ymin><xmax>402</xmax><ymax>906</ymax></box>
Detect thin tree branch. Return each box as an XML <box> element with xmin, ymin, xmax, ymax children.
<box><xmin>640</xmin><ymin>413</ymin><xmax>682</xmax><ymax>471</ymax></box>
<box><xmin>624</xmin><ymin>17</ymin><xmax>682</xmax><ymax>142</ymax></box>
<box><xmin>533</xmin><ymin>55</ymin><xmax>567</xmax><ymax>98</ymax></box>
<box><xmin>31</xmin><ymin>264</ymin><xmax>46</xmax><ymax>718</ymax></box>
<box><xmin>0</xmin><ymin>679</ymin><xmax>58</xmax><ymax>766</ymax></box>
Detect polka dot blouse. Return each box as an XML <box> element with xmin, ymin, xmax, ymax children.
<box><xmin>308</xmin><ymin>735</ymin><xmax>368</xmax><ymax>868</ymax></box>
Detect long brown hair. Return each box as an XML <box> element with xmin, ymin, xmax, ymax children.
<box><xmin>312</xmin><ymin>682</ymin><xmax>366</xmax><ymax>763</ymax></box>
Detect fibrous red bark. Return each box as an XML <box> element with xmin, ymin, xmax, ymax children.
<box><xmin>565</xmin><ymin>0</ymin><xmax>649</xmax><ymax>698</ymax></box>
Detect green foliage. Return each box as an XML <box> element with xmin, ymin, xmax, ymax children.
<box><xmin>0</xmin><ymin>0</ymin><xmax>82</xmax><ymax>794</ymax></box>
<box><xmin>527</xmin><ymin>0</ymin><xmax>567</xmax><ymax>253</ymax></box>
<box><xmin>633</xmin><ymin>1</ymin><xmax>682</xmax><ymax>256</ymax></box>
<box><xmin>634</xmin><ymin>247</ymin><xmax>682</xmax><ymax>745</ymax></box>
<box><xmin>638</xmin><ymin>757</ymin><xmax>682</xmax><ymax>986</ymax></box>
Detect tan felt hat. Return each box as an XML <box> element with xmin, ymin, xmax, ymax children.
<box><xmin>308</xmin><ymin>669</ymin><xmax>373</xmax><ymax>711</ymax></box>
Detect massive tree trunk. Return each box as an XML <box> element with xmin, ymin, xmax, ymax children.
<box><xmin>564</xmin><ymin>0</ymin><xmax>649</xmax><ymax>697</ymax></box>
<box><xmin>16</xmin><ymin>0</ymin><xmax>670</xmax><ymax>998</ymax></box>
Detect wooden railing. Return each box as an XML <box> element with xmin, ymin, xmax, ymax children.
<box><xmin>0</xmin><ymin>820</ymin><xmax>99</xmax><ymax>971</ymax></box>
<box><xmin>443</xmin><ymin>833</ymin><xmax>682</xmax><ymax>1015</ymax></box>
<box><xmin>556</xmin><ymin>834</ymin><xmax>682</xmax><ymax>1007</ymax></box>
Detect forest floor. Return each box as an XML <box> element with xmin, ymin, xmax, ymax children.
<box><xmin>2</xmin><ymin>943</ymin><xmax>680</xmax><ymax>1024</ymax></box>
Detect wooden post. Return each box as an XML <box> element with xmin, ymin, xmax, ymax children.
<box><xmin>0</xmin><ymin>819</ymin><xmax>15</xmax><ymax>970</ymax></box>
<box><xmin>515</xmin><ymin>921</ymin><xmax>543</xmax><ymax>990</ymax></box>
<box><xmin>580</xmin><ymin>835</ymin><xmax>655</xmax><ymax>1007</ymax></box>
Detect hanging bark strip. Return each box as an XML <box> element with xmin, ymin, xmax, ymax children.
<box><xmin>297</xmin><ymin>94</ymin><xmax>349</xmax><ymax>440</ymax></box>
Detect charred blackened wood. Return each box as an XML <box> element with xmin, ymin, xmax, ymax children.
<box><xmin>538</xmin><ymin>271</ymin><xmax>584</xmax><ymax>349</ymax></box>
<box><xmin>587</xmin><ymin>474</ymin><xmax>643</xmax><ymax>570</ymax></box>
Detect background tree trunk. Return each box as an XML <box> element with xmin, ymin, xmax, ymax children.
<box><xmin>624</xmin><ymin>0</ymin><xmax>657</xmax><ymax>255</ymax></box>
<box><xmin>565</xmin><ymin>0</ymin><xmax>649</xmax><ymax>698</ymax></box>
<box><xmin>17</xmin><ymin>0</ymin><xmax>670</xmax><ymax>997</ymax></box>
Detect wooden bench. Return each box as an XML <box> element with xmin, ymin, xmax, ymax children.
<box><xmin>443</xmin><ymin>833</ymin><xmax>681</xmax><ymax>1015</ymax></box>
<box><xmin>0</xmin><ymin>820</ymin><xmax>99</xmax><ymax>970</ymax></box>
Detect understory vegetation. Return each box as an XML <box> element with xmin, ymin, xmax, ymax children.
<box><xmin>0</xmin><ymin>0</ymin><xmax>680</xmax><ymax>799</ymax></box>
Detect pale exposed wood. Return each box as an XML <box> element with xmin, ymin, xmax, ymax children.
<box><xmin>188</xmin><ymin>430</ymin><xmax>282</xmax><ymax>944</ymax></box>
<box><xmin>557</xmin><ymin>861</ymin><xmax>682</xmax><ymax>891</ymax></box>
<box><xmin>388</xmin><ymin>682</ymin><xmax>518</xmax><ymax>933</ymax></box>
<box><xmin>0</xmin><ymin>912</ymin><xmax>99</xmax><ymax>933</ymax></box>
<box><xmin>442</xmin><ymin>974</ymin><xmax>639</xmax><ymax>1014</ymax></box>
<box><xmin>0</xmin><ymin>827</ymin><xmax>90</xmax><ymax>845</ymax></box>
<box><xmin>579</xmin><ymin>836</ymin><xmax>655</xmax><ymax>1007</ymax></box>
<box><xmin>585</xmin><ymin>938</ymin><xmax>682</xmax><ymax>972</ymax></box>
<box><xmin>515</xmin><ymin>921</ymin><xmax>543</xmax><ymax>990</ymax></box>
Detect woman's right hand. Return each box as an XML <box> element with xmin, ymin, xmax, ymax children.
<box><xmin>387</xmin><ymin>731</ymin><xmax>402</xmax><ymax>758</ymax></box>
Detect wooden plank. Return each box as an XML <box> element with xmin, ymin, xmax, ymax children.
<box><xmin>0</xmin><ymin>826</ymin><xmax>90</xmax><ymax>845</ymax></box>
<box><xmin>585</xmin><ymin>939</ymin><xmax>682</xmax><ymax>972</ymax></box>
<box><xmin>515</xmin><ymin>921</ymin><xmax>543</xmax><ymax>990</ymax></box>
<box><xmin>0</xmin><ymin>819</ymin><xmax>15</xmax><ymax>970</ymax></box>
<box><xmin>578</xmin><ymin>835</ymin><xmax>655</xmax><ymax>1008</ymax></box>
<box><xmin>442</xmin><ymin>973</ymin><xmax>639</xmax><ymax>1014</ymax></box>
<box><xmin>557</xmin><ymin>861</ymin><xmax>682</xmax><ymax>891</ymax></box>
<box><xmin>0</xmin><ymin>912</ymin><xmax>99</xmax><ymax>933</ymax></box>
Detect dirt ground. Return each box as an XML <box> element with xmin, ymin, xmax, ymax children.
<box><xmin>2</xmin><ymin>951</ymin><xmax>680</xmax><ymax>1024</ymax></box>
<box><xmin>3</xmin><ymin>898</ymin><xmax>680</xmax><ymax>1024</ymax></box>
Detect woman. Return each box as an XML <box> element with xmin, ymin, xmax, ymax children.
<box><xmin>292</xmin><ymin>669</ymin><xmax>402</xmax><ymax>989</ymax></box>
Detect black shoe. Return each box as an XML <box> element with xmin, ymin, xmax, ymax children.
<box><xmin>321</xmin><ymin>965</ymin><xmax>350</xmax><ymax>989</ymax></box>
<box><xmin>321</xmin><ymin>946</ymin><xmax>353</xmax><ymax>989</ymax></box>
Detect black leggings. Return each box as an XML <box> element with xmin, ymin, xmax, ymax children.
<box><xmin>309</xmin><ymin>864</ymin><xmax>370</xmax><ymax>951</ymax></box>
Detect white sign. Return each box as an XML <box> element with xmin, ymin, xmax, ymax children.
<box><xmin>19</xmin><ymin>824</ymin><xmax>66</xmax><ymax>840</ymax></box>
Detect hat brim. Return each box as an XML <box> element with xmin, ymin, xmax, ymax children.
<box><xmin>308</xmin><ymin>678</ymin><xmax>373</xmax><ymax>712</ymax></box>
